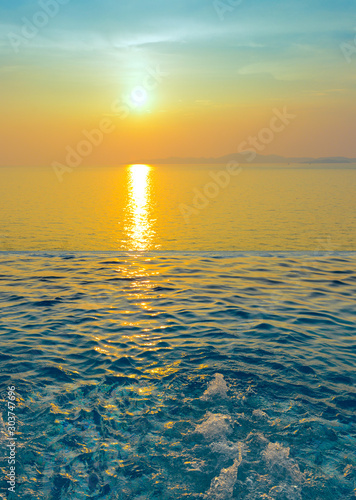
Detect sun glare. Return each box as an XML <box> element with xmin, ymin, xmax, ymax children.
<box><xmin>125</xmin><ymin>164</ymin><xmax>155</xmax><ymax>250</ymax></box>
<box><xmin>130</xmin><ymin>86</ymin><xmax>148</xmax><ymax>107</ymax></box>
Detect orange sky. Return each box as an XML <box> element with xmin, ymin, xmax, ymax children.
<box><xmin>1</xmin><ymin>0</ymin><xmax>356</xmax><ymax>166</ymax></box>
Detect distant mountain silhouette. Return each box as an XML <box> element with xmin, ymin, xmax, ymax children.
<box><xmin>140</xmin><ymin>153</ymin><xmax>356</xmax><ymax>164</ymax></box>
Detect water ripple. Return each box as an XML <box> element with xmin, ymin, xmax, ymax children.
<box><xmin>0</xmin><ymin>252</ymin><xmax>355</xmax><ymax>499</ymax></box>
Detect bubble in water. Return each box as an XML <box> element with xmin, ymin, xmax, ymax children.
<box><xmin>195</xmin><ymin>413</ymin><xmax>233</xmax><ymax>440</ymax></box>
<box><xmin>202</xmin><ymin>373</ymin><xmax>229</xmax><ymax>400</ymax></box>
<box><xmin>204</xmin><ymin>444</ymin><xmax>243</xmax><ymax>500</ymax></box>
<box><xmin>262</xmin><ymin>441</ymin><xmax>290</xmax><ymax>464</ymax></box>
<box><xmin>262</xmin><ymin>441</ymin><xmax>304</xmax><ymax>487</ymax></box>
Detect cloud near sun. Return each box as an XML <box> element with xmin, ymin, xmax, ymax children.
<box><xmin>0</xmin><ymin>0</ymin><xmax>356</xmax><ymax>165</ymax></box>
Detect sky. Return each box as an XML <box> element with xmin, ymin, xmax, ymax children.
<box><xmin>0</xmin><ymin>0</ymin><xmax>356</xmax><ymax>166</ymax></box>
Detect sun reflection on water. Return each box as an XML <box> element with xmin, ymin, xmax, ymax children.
<box><xmin>124</xmin><ymin>164</ymin><xmax>156</xmax><ymax>251</ymax></box>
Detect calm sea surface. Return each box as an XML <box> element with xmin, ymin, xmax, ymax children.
<box><xmin>0</xmin><ymin>164</ymin><xmax>355</xmax><ymax>251</ymax></box>
<box><xmin>0</xmin><ymin>165</ymin><xmax>355</xmax><ymax>499</ymax></box>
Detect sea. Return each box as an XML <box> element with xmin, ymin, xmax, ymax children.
<box><xmin>0</xmin><ymin>164</ymin><xmax>355</xmax><ymax>499</ymax></box>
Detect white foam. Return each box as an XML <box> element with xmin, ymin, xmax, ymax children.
<box><xmin>262</xmin><ymin>441</ymin><xmax>290</xmax><ymax>464</ymax></box>
<box><xmin>204</xmin><ymin>444</ymin><xmax>243</xmax><ymax>499</ymax></box>
<box><xmin>262</xmin><ymin>441</ymin><xmax>304</xmax><ymax>484</ymax></box>
<box><xmin>201</xmin><ymin>373</ymin><xmax>229</xmax><ymax>400</ymax></box>
<box><xmin>195</xmin><ymin>413</ymin><xmax>232</xmax><ymax>440</ymax></box>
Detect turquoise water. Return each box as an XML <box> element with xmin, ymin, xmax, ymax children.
<box><xmin>0</xmin><ymin>252</ymin><xmax>355</xmax><ymax>499</ymax></box>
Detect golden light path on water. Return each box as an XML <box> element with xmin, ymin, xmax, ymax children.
<box><xmin>125</xmin><ymin>164</ymin><xmax>156</xmax><ymax>251</ymax></box>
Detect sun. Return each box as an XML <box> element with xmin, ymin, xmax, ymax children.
<box><xmin>130</xmin><ymin>86</ymin><xmax>148</xmax><ymax>107</ymax></box>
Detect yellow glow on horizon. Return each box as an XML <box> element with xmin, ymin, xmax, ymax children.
<box><xmin>125</xmin><ymin>164</ymin><xmax>155</xmax><ymax>251</ymax></box>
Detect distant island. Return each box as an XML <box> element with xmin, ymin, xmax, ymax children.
<box><xmin>139</xmin><ymin>153</ymin><xmax>356</xmax><ymax>165</ymax></box>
